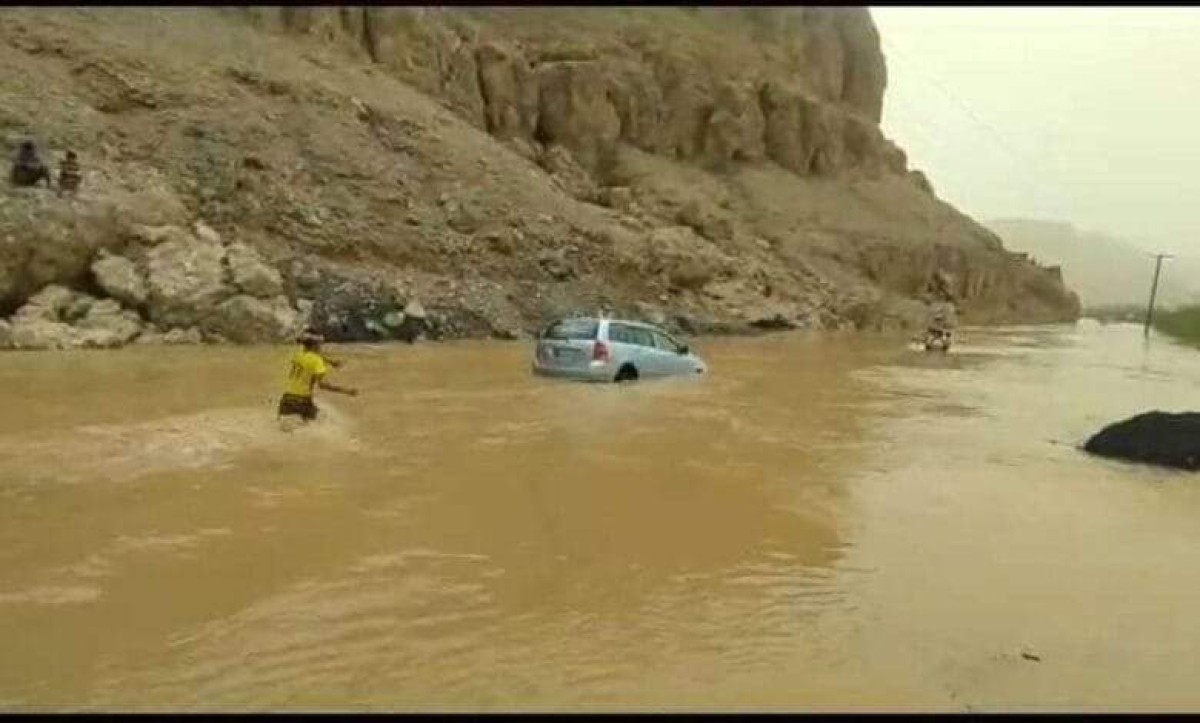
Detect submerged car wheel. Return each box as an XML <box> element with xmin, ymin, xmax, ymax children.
<box><xmin>614</xmin><ymin>364</ymin><xmax>639</xmax><ymax>383</ymax></box>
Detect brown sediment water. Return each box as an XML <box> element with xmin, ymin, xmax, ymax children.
<box><xmin>2</xmin><ymin>321</ymin><xmax>1199</xmax><ymax>711</ymax></box>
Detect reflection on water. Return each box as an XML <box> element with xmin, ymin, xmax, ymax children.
<box><xmin>2</xmin><ymin>323</ymin><xmax>1200</xmax><ymax>710</ymax></box>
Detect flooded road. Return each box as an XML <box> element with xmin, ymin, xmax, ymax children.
<box><xmin>2</xmin><ymin>322</ymin><xmax>1200</xmax><ymax>711</ymax></box>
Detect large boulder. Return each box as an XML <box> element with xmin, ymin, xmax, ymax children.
<box><xmin>208</xmin><ymin>294</ymin><xmax>301</xmax><ymax>344</ymax></box>
<box><xmin>12</xmin><ymin>285</ymin><xmax>77</xmax><ymax>323</ymax></box>
<box><xmin>73</xmin><ymin>299</ymin><xmax>144</xmax><ymax>347</ymax></box>
<box><xmin>226</xmin><ymin>242</ymin><xmax>284</xmax><ymax>298</ymax></box>
<box><xmin>91</xmin><ymin>252</ymin><xmax>148</xmax><ymax>307</ymax></box>
<box><xmin>1084</xmin><ymin>411</ymin><xmax>1200</xmax><ymax>470</ymax></box>
<box><xmin>145</xmin><ymin>233</ymin><xmax>231</xmax><ymax>328</ymax></box>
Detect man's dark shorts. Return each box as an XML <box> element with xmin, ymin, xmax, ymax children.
<box><xmin>278</xmin><ymin>393</ymin><xmax>319</xmax><ymax>421</ymax></box>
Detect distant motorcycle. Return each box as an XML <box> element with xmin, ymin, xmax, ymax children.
<box><xmin>922</xmin><ymin>327</ymin><xmax>952</xmax><ymax>353</ymax></box>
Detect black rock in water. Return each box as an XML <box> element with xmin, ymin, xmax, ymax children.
<box><xmin>1083</xmin><ymin>411</ymin><xmax>1200</xmax><ymax>470</ymax></box>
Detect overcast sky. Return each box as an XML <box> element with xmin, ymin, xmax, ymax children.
<box><xmin>872</xmin><ymin>7</ymin><xmax>1200</xmax><ymax>254</ymax></box>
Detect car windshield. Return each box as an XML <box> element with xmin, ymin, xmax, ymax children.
<box><xmin>542</xmin><ymin>319</ymin><xmax>599</xmax><ymax>341</ymax></box>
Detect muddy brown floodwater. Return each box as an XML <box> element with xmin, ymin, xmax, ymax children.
<box><xmin>2</xmin><ymin>322</ymin><xmax>1200</xmax><ymax>711</ymax></box>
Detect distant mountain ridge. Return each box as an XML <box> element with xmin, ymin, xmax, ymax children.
<box><xmin>987</xmin><ymin>218</ymin><xmax>1200</xmax><ymax>309</ymax></box>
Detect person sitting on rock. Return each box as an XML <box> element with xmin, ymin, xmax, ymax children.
<box><xmin>57</xmin><ymin>150</ymin><xmax>81</xmax><ymax>196</ymax></box>
<box><xmin>10</xmin><ymin>140</ymin><xmax>52</xmax><ymax>188</ymax></box>
<box><xmin>277</xmin><ymin>330</ymin><xmax>359</xmax><ymax>427</ymax></box>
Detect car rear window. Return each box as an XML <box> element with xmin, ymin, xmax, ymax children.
<box><xmin>542</xmin><ymin>319</ymin><xmax>599</xmax><ymax>341</ymax></box>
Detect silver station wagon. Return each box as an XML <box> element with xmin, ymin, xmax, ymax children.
<box><xmin>531</xmin><ymin>316</ymin><xmax>708</xmax><ymax>383</ymax></box>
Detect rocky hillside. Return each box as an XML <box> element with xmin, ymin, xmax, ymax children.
<box><xmin>988</xmin><ymin>218</ymin><xmax>1200</xmax><ymax>310</ymax></box>
<box><xmin>0</xmin><ymin>7</ymin><xmax>1079</xmax><ymax>350</ymax></box>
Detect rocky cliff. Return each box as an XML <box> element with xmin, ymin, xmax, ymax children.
<box><xmin>0</xmin><ymin>7</ymin><xmax>1078</xmax><ymax>350</ymax></box>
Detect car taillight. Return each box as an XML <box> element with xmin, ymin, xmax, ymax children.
<box><xmin>592</xmin><ymin>340</ymin><xmax>610</xmax><ymax>362</ymax></box>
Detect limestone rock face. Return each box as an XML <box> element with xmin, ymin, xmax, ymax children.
<box><xmin>13</xmin><ymin>285</ymin><xmax>77</xmax><ymax>323</ymax></box>
<box><xmin>209</xmin><ymin>294</ymin><xmax>300</xmax><ymax>344</ymax></box>
<box><xmin>226</xmin><ymin>242</ymin><xmax>284</xmax><ymax>298</ymax></box>
<box><xmin>145</xmin><ymin>232</ymin><xmax>230</xmax><ymax>329</ymax></box>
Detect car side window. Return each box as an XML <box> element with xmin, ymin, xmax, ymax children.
<box><xmin>608</xmin><ymin>323</ymin><xmax>633</xmax><ymax>344</ymax></box>
<box><xmin>628</xmin><ymin>327</ymin><xmax>656</xmax><ymax>348</ymax></box>
<box><xmin>652</xmin><ymin>330</ymin><xmax>683</xmax><ymax>353</ymax></box>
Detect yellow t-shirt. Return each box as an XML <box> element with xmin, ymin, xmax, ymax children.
<box><xmin>284</xmin><ymin>350</ymin><xmax>329</xmax><ymax>397</ymax></box>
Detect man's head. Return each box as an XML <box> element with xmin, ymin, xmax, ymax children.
<box><xmin>299</xmin><ymin>330</ymin><xmax>323</xmax><ymax>351</ymax></box>
<box><xmin>17</xmin><ymin>140</ymin><xmax>35</xmax><ymax>156</ymax></box>
<box><xmin>65</xmin><ymin>150</ymin><xmax>77</xmax><ymax>161</ymax></box>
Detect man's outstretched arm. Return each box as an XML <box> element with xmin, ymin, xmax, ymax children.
<box><xmin>317</xmin><ymin>377</ymin><xmax>358</xmax><ymax>396</ymax></box>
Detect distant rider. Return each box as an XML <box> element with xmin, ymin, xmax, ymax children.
<box><xmin>924</xmin><ymin>299</ymin><xmax>957</xmax><ymax>351</ymax></box>
<box><xmin>278</xmin><ymin>330</ymin><xmax>358</xmax><ymax>424</ymax></box>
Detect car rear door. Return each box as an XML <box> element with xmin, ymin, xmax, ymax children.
<box><xmin>537</xmin><ymin>319</ymin><xmax>599</xmax><ymax>370</ymax></box>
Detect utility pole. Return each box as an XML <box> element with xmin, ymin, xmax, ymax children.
<box><xmin>1144</xmin><ymin>253</ymin><xmax>1174</xmax><ymax>337</ymax></box>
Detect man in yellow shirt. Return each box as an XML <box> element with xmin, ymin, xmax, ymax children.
<box><xmin>278</xmin><ymin>331</ymin><xmax>358</xmax><ymax>422</ymax></box>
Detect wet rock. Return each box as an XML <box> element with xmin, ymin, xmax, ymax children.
<box><xmin>6</xmin><ymin>319</ymin><xmax>77</xmax><ymax>350</ymax></box>
<box><xmin>163</xmin><ymin>326</ymin><xmax>204</xmax><ymax>345</ymax></box>
<box><xmin>491</xmin><ymin>325</ymin><xmax>521</xmax><ymax>341</ymax></box>
<box><xmin>292</xmin><ymin>266</ymin><xmax>416</xmax><ymax>343</ymax></box>
<box><xmin>225</xmin><ymin>242</ymin><xmax>283</xmax><ymax>298</ymax></box>
<box><xmin>64</xmin><ymin>294</ymin><xmax>95</xmax><ymax>323</ymax></box>
<box><xmin>14</xmin><ymin>284</ymin><xmax>77</xmax><ymax>322</ymax></box>
<box><xmin>382</xmin><ymin>310</ymin><xmax>405</xmax><ymax>329</ymax></box>
<box><xmin>91</xmin><ymin>252</ymin><xmax>148</xmax><ymax>307</ymax></box>
<box><xmin>134</xmin><ymin>328</ymin><xmax>164</xmax><ymax>345</ymax></box>
<box><xmin>403</xmin><ymin>299</ymin><xmax>427</xmax><ymax>321</ymax></box>
<box><xmin>1084</xmin><ymin>411</ymin><xmax>1200</xmax><ymax>470</ymax></box>
<box><xmin>749</xmin><ymin>313</ymin><xmax>795</xmax><ymax>331</ymax></box>
<box><xmin>73</xmin><ymin>299</ymin><xmax>144</xmax><ymax>347</ymax></box>
<box><xmin>208</xmin><ymin>294</ymin><xmax>300</xmax><ymax>344</ymax></box>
